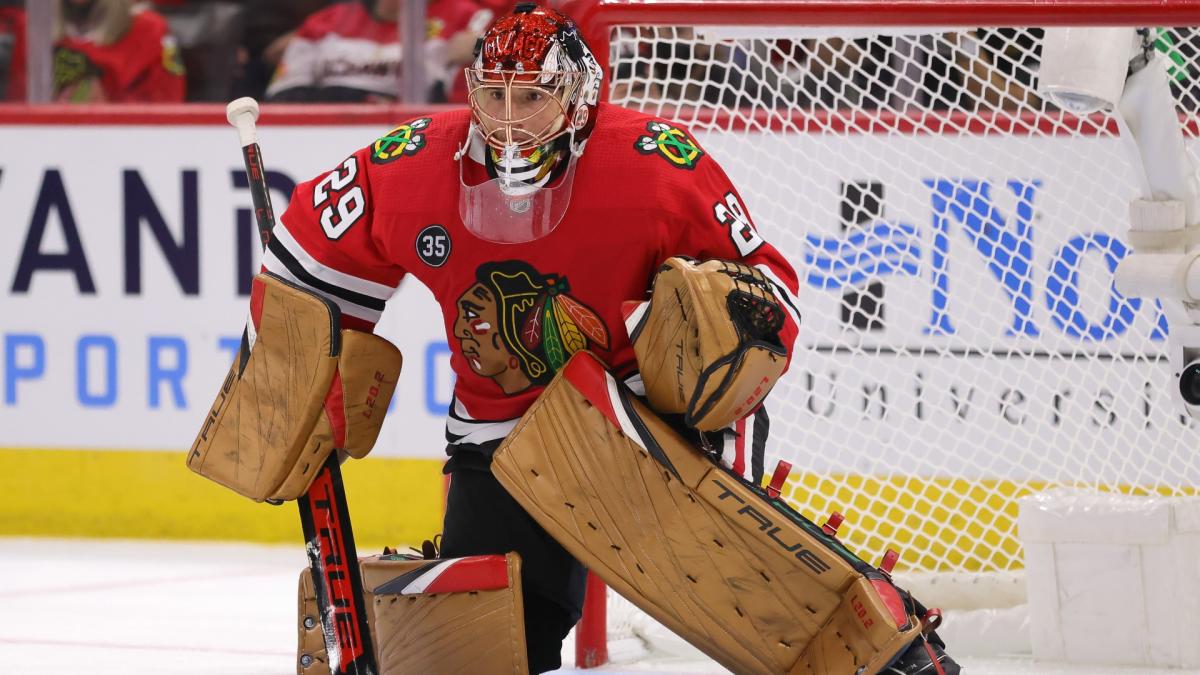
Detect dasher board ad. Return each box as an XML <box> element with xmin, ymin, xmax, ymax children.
<box><xmin>0</xmin><ymin>119</ymin><xmax>1191</xmax><ymax>475</ymax></box>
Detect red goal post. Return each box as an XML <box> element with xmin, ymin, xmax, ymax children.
<box><xmin>567</xmin><ymin>0</ymin><xmax>1200</xmax><ymax>667</ymax></box>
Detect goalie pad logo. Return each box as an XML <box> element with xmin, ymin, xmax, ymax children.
<box><xmin>453</xmin><ymin>260</ymin><xmax>610</xmax><ymax>395</ymax></box>
<box><xmin>635</xmin><ymin>121</ymin><xmax>704</xmax><ymax>170</ymax></box>
<box><xmin>370</xmin><ymin>117</ymin><xmax>431</xmax><ymax>164</ymax></box>
<box><xmin>709</xmin><ymin>477</ymin><xmax>831</xmax><ymax>575</ymax></box>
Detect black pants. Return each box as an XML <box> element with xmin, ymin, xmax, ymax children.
<box><xmin>439</xmin><ymin>458</ymin><xmax>587</xmax><ymax>674</ymax></box>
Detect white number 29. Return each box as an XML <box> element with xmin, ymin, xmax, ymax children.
<box><xmin>714</xmin><ymin>191</ymin><xmax>764</xmax><ymax>256</ymax></box>
<box><xmin>313</xmin><ymin>157</ymin><xmax>365</xmax><ymax>240</ymax></box>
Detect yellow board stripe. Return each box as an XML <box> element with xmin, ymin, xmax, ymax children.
<box><xmin>0</xmin><ymin>448</ymin><xmax>445</xmax><ymax>550</ymax></box>
<box><xmin>785</xmin><ymin>472</ymin><xmax>1197</xmax><ymax>573</ymax></box>
<box><xmin>7</xmin><ymin>448</ymin><xmax>1190</xmax><ymax>575</ymax></box>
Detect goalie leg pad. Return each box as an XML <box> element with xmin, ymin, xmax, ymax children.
<box><xmin>188</xmin><ymin>273</ymin><xmax>401</xmax><ymax>501</ymax></box>
<box><xmin>492</xmin><ymin>351</ymin><xmax>924</xmax><ymax>675</ymax></box>
<box><xmin>370</xmin><ymin>552</ymin><xmax>528</xmax><ymax>675</ymax></box>
<box><xmin>297</xmin><ymin>553</ymin><xmax>528</xmax><ymax>675</ymax></box>
<box><xmin>297</xmin><ymin>567</ymin><xmax>331</xmax><ymax>675</ymax></box>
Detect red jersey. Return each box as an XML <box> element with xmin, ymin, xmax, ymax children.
<box><xmin>0</xmin><ymin>7</ymin><xmax>24</xmax><ymax>101</ymax></box>
<box><xmin>54</xmin><ymin>8</ymin><xmax>184</xmax><ymax>103</ymax></box>
<box><xmin>265</xmin><ymin>103</ymin><xmax>801</xmax><ymax>446</ymax></box>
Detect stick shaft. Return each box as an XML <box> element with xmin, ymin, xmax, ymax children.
<box><xmin>298</xmin><ymin>457</ymin><xmax>377</xmax><ymax>675</ymax></box>
<box><xmin>240</xmin><ymin>142</ymin><xmax>276</xmax><ymax>249</ymax></box>
<box><xmin>229</xmin><ymin>102</ymin><xmax>377</xmax><ymax>675</ymax></box>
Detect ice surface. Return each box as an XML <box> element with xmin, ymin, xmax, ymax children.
<box><xmin>1</xmin><ymin>538</ymin><xmax>1195</xmax><ymax>675</ymax></box>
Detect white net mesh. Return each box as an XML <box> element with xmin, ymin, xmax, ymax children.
<box><xmin>595</xmin><ymin>19</ymin><xmax>1200</xmax><ymax>653</ymax></box>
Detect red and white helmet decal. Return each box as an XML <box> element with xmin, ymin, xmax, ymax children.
<box><xmin>465</xmin><ymin>4</ymin><xmax>603</xmax><ymax>154</ymax></box>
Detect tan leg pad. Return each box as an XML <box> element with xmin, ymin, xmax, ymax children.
<box><xmin>337</xmin><ymin>330</ymin><xmax>402</xmax><ymax>459</ymax></box>
<box><xmin>791</xmin><ymin>577</ymin><xmax>921</xmax><ymax>674</ymax></box>
<box><xmin>189</xmin><ymin>273</ymin><xmax>339</xmax><ymax>501</ymax></box>
<box><xmin>297</xmin><ymin>568</ymin><xmax>331</xmax><ymax>675</ymax></box>
<box><xmin>362</xmin><ymin>553</ymin><xmax>528</xmax><ymax>675</ymax></box>
<box><xmin>297</xmin><ymin>553</ymin><xmax>528</xmax><ymax>675</ymax></box>
<box><xmin>493</xmin><ymin>351</ymin><xmax>921</xmax><ymax>674</ymax></box>
<box><xmin>188</xmin><ymin>273</ymin><xmax>401</xmax><ymax>501</ymax></box>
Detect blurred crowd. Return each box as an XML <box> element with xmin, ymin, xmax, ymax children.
<box><xmin>0</xmin><ymin>0</ymin><xmax>572</xmax><ymax>104</ymax></box>
<box><xmin>6</xmin><ymin>1</ymin><xmax>1186</xmax><ymax>113</ymax></box>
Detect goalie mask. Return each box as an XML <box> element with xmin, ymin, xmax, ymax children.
<box><xmin>458</xmin><ymin>3</ymin><xmax>603</xmax><ymax>244</ymax></box>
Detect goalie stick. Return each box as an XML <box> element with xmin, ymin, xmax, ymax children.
<box><xmin>226</xmin><ymin>97</ymin><xmax>378</xmax><ymax>675</ymax></box>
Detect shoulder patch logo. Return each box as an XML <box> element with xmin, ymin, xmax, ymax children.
<box><xmin>371</xmin><ymin>118</ymin><xmax>431</xmax><ymax>164</ymax></box>
<box><xmin>635</xmin><ymin>121</ymin><xmax>704</xmax><ymax>170</ymax></box>
<box><xmin>415</xmin><ymin>224</ymin><xmax>452</xmax><ymax>267</ymax></box>
<box><xmin>161</xmin><ymin>36</ymin><xmax>185</xmax><ymax>76</ymax></box>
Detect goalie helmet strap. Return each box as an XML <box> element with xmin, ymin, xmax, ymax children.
<box><xmin>484</xmin><ymin>134</ymin><xmax>571</xmax><ymax>190</ymax></box>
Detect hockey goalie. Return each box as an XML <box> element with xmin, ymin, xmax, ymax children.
<box><xmin>190</xmin><ymin>2</ymin><xmax>960</xmax><ymax>672</ymax></box>
<box><xmin>472</xmin><ymin>7</ymin><xmax>959</xmax><ymax>674</ymax></box>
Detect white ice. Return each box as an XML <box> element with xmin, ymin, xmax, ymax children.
<box><xmin>0</xmin><ymin>538</ymin><xmax>1195</xmax><ymax>675</ymax></box>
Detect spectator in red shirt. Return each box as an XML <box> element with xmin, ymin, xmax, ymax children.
<box><xmin>267</xmin><ymin>0</ymin><xmax>491</xmax><ymax>103</ymax></box>
<box><xmin>475</xmin><ymin>0</ymin><xmax>585</xmax><ymax>21</ymax></box>
<box><xmin>0</xmin><ymin>0</ymin><xmax>24</xmax><ymax>101</ymax></box>
<box><xmin>231</xmin><ymin>0</ymin><xmax>332</xmax><ymax>100</ymax></box>
<box><xmin>53</xmin><ymin>0</ymin><xmax>185</xmax><ymax>103</ymax></box>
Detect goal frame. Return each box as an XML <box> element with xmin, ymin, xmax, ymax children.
<box><xmin>577</xmin><ymin>0</ymin><xmax>1200</xmax><ymax>80</ymax></box>
<box><xmin>567</xmin><ymin>0</ymin><xmax>1200</xmax><ymax>668</ymax></box>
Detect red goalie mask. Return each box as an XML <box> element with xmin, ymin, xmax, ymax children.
<box><xmin>466</xmin><ymin>3</ymin><xmax>603</xmax><ymax>154</ymax></box>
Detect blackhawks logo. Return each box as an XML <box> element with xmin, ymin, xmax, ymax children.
<box><xmin>161</xmin><ymin>36</ymin><xmax>185</xmax><ymax>77</ymax></box>
<box><xmin>371</xmin><ymin>118</ymin><xmax>431</xmax><ymax>164</ymax></box>
<box><xmin>635</xmin><ymin>121</ymin><xmax>704</xmax><ymax>169</ymax></box>
<box><xmin>453</xmin><ymin>261</ymin><xmax>611</xmax><ymax>395</ymax></box>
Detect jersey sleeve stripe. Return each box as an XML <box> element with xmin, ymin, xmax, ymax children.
<box><xmin>272</xmin><ymin>224</ymin><xmax>396</xmax><ymax>300</ymax></box>
<box><xmin>753</xmin><ymin>263</ymin><xmax>802</xmax><ymax>329</ymax></box>
<box><xmin>444</xmin><ymin>396</ymin><xmax>519</xmax><ymax>445</ymax></box>
<box><xmin>266</xmin><ymin>236</ymin><xmax>388</xmax><ymax>312</ymax></box>
<box><xmin>445</xmin><ymin>418</ymin><xmax>518</xmax><ymax>445</ymax></box>
<box><xmin>263</xmin><ymin>255</ymin><xmax>384</xmax><ymax>324</ymax></box>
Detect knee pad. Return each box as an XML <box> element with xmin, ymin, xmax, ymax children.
<box><xmin>297</xmin><ymin>551</ymin><xmax>529</xmax><ymax>674</ymax></box>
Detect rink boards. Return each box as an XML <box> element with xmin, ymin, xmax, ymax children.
<box><xmin>0</xmin><ymin>107</ymin><xmax>1194</xmax><ymax>558</ymax></box>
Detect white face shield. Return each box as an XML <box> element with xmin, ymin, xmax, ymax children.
<box><xmin>458</xmin><ymin>30</ymin><xmax>600</xmax><ymax>245</ymax></box>
<box><xmin>458</xmin><ymin>150</ymin><xmax>578</xmax><ymax>244</ymax></box>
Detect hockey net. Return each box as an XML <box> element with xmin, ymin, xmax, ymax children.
<box><xmin>570</xmin><ymin>0</ymin><xmax>1200</xmax><ymax>666</ymax></box>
